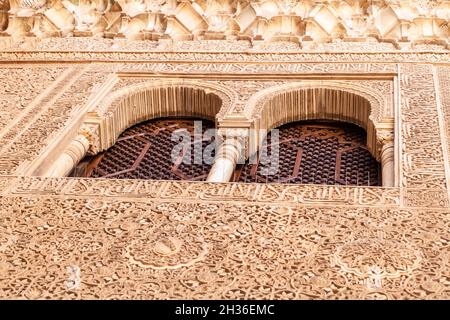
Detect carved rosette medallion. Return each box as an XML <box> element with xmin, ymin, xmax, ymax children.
<box><xmin>126</xmin><ymin>227</ymin><xmax>210</xmax><ymax>270</ymax></box>
<box><xmin>333</xmin><ymin>238</ymin><xmax>423</xmax><ymax>278</ymax></box>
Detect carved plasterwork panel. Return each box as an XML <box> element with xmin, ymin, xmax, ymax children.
<box><xmin>2</xmin><ymin>38</ymin><xmax>444</xmax><ymax>53</ymax></box>
<box><xmin>0</xmin><ymin>193</ymin><xmax>448</xmax><ymax>299</ymax></box>
<box><xmin>12</xmin><ymin>38</ymin><xmax>433</xmax><ymax>53</ymax></box>
<box><xmin>436</xmin><ymin>66</ymin><xmax>450</xmax><ymax>204</ymax></box>
<box><xmin>105</xmin><ymin>76</ymin><xmax>393</xmax><ymax>120</ymax></box>
<box><xmin>119</xmin><ymin>62</ymin><xmax>398</xmax><ymax>74</ymax></box>
<box><xmin>399</xmin><ymin>64</ymin><xmax>449</xmax><ymax>207</ymax></box>
<box><xmin>98</xmin><ymin>78</ymin><xmax>236</xmax><ymax>117</ymax></box>
<box><xmin>0</xmin><ymin>60</ymin><xmax>447</xmax><ymax>208</ymax></box>
<box><xmin>0</xmin><ymin>65</ymin><xmax>65</xmax><ymax>134</ymax></box>
<box><xmin>0</xmin><ymin>51</ymin><xmax>450</xmax><ymax>299</ymax></box>
<box><xmin>6</xmin><ymin>177</ymin><xmax>400</xmax><ymax>207</ymax></box>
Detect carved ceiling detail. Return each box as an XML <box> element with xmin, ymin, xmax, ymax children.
<box><xmin>0</xmin><ymin>0</ymin><xmax>448</xmax><ymax>50</ymax></box>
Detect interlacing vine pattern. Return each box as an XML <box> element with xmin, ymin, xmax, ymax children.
<box><xmin>0</xmin><ymin>27</ymin><xmax>449</xmax><ymax>298</ymax></box>
<box><xmin>0</xmin><ymin>195</ymin><xmax>448</xmax><ymax>299</ymax></box>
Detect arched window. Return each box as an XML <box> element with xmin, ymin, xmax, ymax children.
<box><xmin>71</xmin><ymin>117</ymin><xmax>215</xmax><ymax>181</ymax></box>
<box><xmin>208</xmin><ymin>85</ymin><xmax>394</xmax><ymax>186</ymax></box>
<box><xmin>39</xmin><ymin>81</ymin><xmax>229</xmax><ymax>178</ymax></box>
<box><xmin>232</xmin><ymin>120</ymin><xmax>381</xmax><ymax>186</ymax></box>
<box><xmin>43</xmin><ymin>82</ymin><xmax>393</xmax><ymax>187</ymax></box>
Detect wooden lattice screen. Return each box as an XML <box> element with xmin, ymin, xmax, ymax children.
<box><xmin>74</xmin><ymin>118</ymin><xmax>380</xmax><ymax>186</ymax></box>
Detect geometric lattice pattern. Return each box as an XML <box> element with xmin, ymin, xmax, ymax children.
<box><xmin>74</xmin><ymin>118</ymin><xmax>215</xmax><ymax>181</ymax></box>
<box><xmin>234</xmin><ymin>121</ymin><xmax>381</xmax><ymax>186</ymax></box>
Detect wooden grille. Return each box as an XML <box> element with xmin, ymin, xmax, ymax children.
<box><xmin>73</xmin><ymin>118</ymin><xmax>215</xmax><ymax>181</ymax></box>
<box><xmin>74</xmin><ymin>119</ymin><xmax>380</xmax><ymax>186</ymax></box>
<box><xmin>233</xmin><ymin>121</ymin><xmax>381</xmax><ymax>186</ymax></box>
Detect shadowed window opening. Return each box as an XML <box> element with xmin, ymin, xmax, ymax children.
<box><xmin>71</xmin><ymin>117</ymin><xmax>215</xmax><ymax>181</ymax></box>
<box><xmin>233</xmin><ymin>121</ymin><xmax>381</xmax><ymax>186</ymax></box>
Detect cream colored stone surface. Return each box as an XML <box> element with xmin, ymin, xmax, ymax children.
<box><xmin>0</xmin><ymin>0</ymin><xmax>449</xmax><ymax>300</ymax></box>
<box><xmin>1</xmin><ymin>0</ymin><xmax>449</xmax><ymax>49</ymax></box>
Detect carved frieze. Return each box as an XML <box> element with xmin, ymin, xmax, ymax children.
<box><xmin>0</xmin><ymin>50</ymin><xmax>449</xmax><ymax>63</ymax></box>
<box><xmin>436</xmin><ymin>66</ymin><xmax>450</xmax><ymax>203</ymax></box>
<box><xmin>0</xmin><ymin>194</ymin><xmax>448</xmax><ymax>299</ymax></box>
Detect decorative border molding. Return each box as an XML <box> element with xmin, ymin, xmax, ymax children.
<box><xmin>5</xmin><ymin>176</ymin><xmax>401</xmax><ymax>208</ymax></box>
<box><xmin>118</xmin><ymin>62</ymin><xmax>399</xmax><ymax>74</ymax></box>
<box><xmin>399</xmin><ymin>64</ymin><xmax>448</xmax><ymax>207</ymax></box>
<box><xmin>435</xmin><ymin>66</ymin><xmax>450</xmax><ymax>205</ymax></box>
<box><xmin>0</xmin><ymin>51</ymin><xmax>449</xmax><ymax>64</ymax></box>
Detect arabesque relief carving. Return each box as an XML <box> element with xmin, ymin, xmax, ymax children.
<box><xmin>399</xmin><ymin>64</ymin><xmax>449</xmax><ymax>207</ymax></box>
<box><xmin>0</xmin><ymin>195</ymin><xmax>448</xmax><ymax>299</ymax></box>
<box><xmin>0</xmin><ymin>2</ymin><xmax>449</xmax><ymax>297</ymax></box>
<box><xmin>0</xmin><ymin>50</ymin><xmax>449</xmax><ymax>63</ymax></box>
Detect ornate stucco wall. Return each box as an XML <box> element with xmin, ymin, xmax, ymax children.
<box><xmin>0</xmin><ymin>0</ymin><xmax>450</xmax><ymax>300</ymax></box>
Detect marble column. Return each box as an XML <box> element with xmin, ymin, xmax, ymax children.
<box><xmin>380</xmin><ymin>139</ymin><xmax>395</xmax><ymax>187</ymax></box>
<box><xmin>46</xmin><ymin>134</ymin><xmax>90</xmax><ymax>177</ymax></box>
<box><xmin>207</xmin><ymin>138</ymin><xmax>242</xmax><ymax>183</ymax></box>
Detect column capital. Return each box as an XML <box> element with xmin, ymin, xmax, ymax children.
<box><xmin>376</xmin><ymin>130</ymin><xmax>394</xmax><ymax>145</ymax></box>
<box><xmin>217</xmin><ymin>127</ymin><xmax>249</xmax><ymax>159</ymax></box>
<box><xmin>65</xmin><ymin>134</ymin><xmax>90</xmax><ymax>163</ymax></box>
<box><xmin>79</xmin><ymin>123</ymin><xmax>101</xmax><ymax>156</ymax></box>
<box><xmin>45</xmin><ymin>134</ymin><xmax>90</xmax><ymax>177</ymax></box>
<box><xmin>376</xmin><ymin>130</ymin><xmax>395</xmax><ymax>158</ymax></box>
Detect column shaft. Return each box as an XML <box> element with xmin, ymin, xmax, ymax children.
<box><xmin>207</xmin><ymin>138</ymin><xmax>242</xmax><ymax>183</ymax></box>
<box><xmin>46</xmin><ymin>135</ymin><xmax>90</xmax><ymax>177</ymax></box>
<box><xmin>381</xmin><ymin>141</ymin><xmax>395</xmax><ymax>187</ymax></box>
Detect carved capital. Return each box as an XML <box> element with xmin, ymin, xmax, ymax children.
<box><xmin>65</xmin><ymin>134</ymin><xmax>90</xmax><ymax>163</ymax></box>
<box><xmin>377</xmin><ymin>131</ymin><xmax>394</xmax><ymax>146</ymax></box>
<box><xmin>79</xmin><ymin>123</ymin><xmax>101</xmax><ymax>156</ymax></box>
<box><xmin>217</xmin><ymin>127</ymin><xmax>249</xmax><ymax>159</ymax></box>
